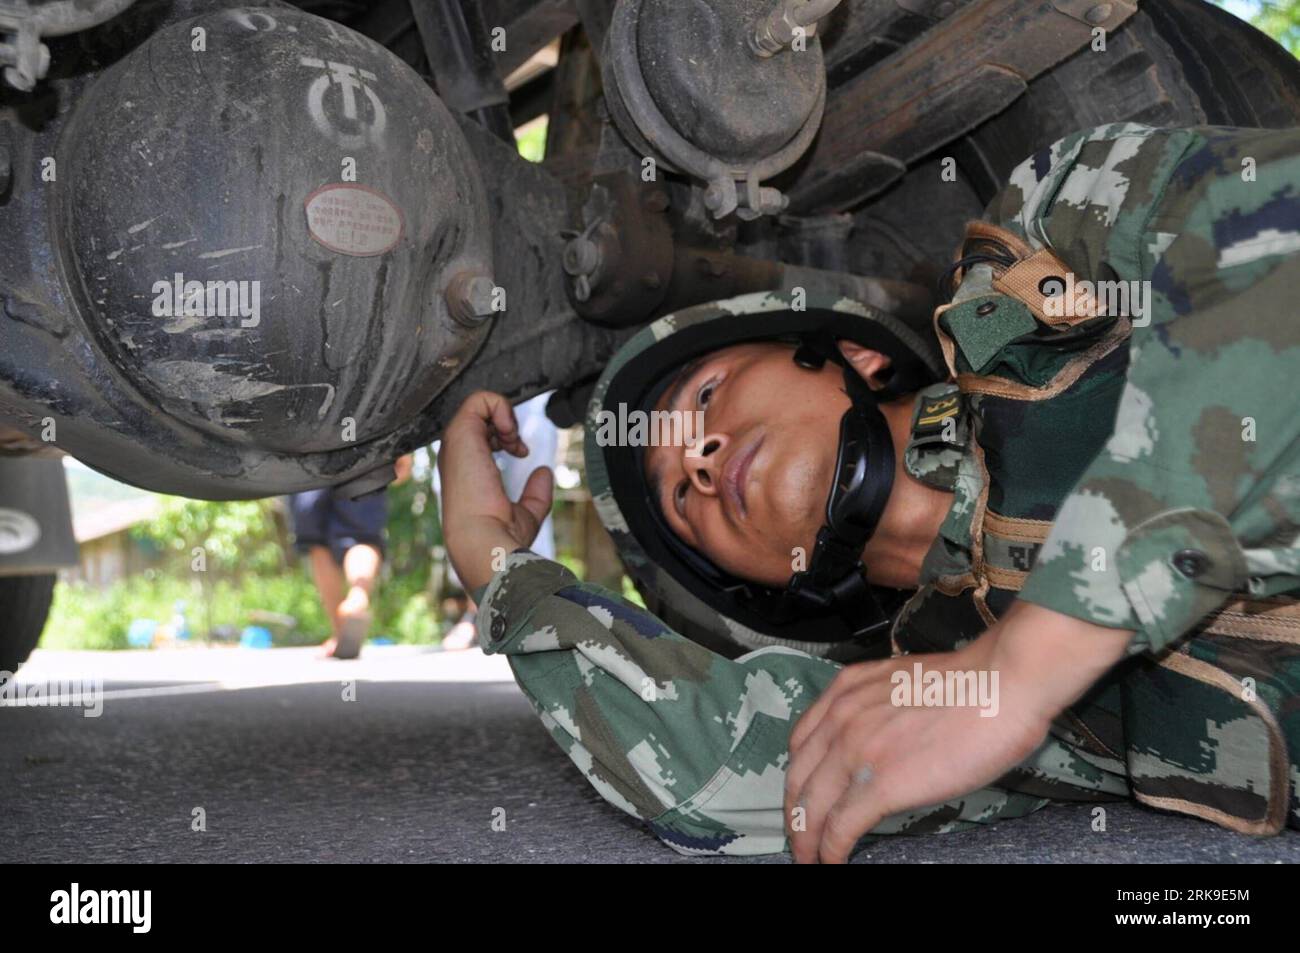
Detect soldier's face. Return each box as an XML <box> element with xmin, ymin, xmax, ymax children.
<box><xmin>644</xmin><ymin>342</ymin><xmax>852</xmax><ymax>587</ymax></box>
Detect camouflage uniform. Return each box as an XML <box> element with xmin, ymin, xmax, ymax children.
<box><xmin>473</xmin><ymin>123</ymin><xmax>1300</xmax><ymax>854</ymax></box>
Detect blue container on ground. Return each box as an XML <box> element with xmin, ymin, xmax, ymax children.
<box><xmin>240</xmin><ymin>625</ymin><xmax>273</xmax><ymax>649</ymax></box>
<box><xmin>127</xmin><ymin>619</ymin><xmax>158</xmax><ymax>649</ymax></box>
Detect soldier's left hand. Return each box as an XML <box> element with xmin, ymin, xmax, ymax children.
<box><xmin>784</xmin><ymin>600</ymin><xmax>1132</xmax><ymax>863</ymax></box>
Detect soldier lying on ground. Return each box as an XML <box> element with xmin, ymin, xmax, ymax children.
<box><xmin>437</xmin><ymin>123</ymin><xmax>1300</xmax><ymax>862</ymax></box>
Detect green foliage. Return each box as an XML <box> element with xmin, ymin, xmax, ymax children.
<box><xmin>372</xmin><ymin>455</ymin><xmax>444</xmax><ymax>643</ymax></box>
<box><xmin>383</xmin><ymin>458</ymin><xmax>442</xmax><ymax>575</ymax></box>
<box><xmin>1253</xmin><ymin>0</ymin><xmax>1300</xmax><ymax>53</ymax></box>
<box><xmin>134</xmin><ymin>497</ymin><xmax>284</xmax><ymax>575</ymax></box>
<box><xmin>43</xmin><ymin>566</ymin><xmax>443</xmax><ymax>649</ymax></box>
<box><xmin>515</xmin><ymin>117</ymin><xmax>547</xmax><ymax>163</ymax></box>
<box><xmin>43</xmin><ymin>575</ymin><xmax>171</xmax><ymax>651</ymax></box>
<box><xmin>43</xmin><ymin>570</ymin><xmax>330</xmax><ymax>649</ymax></box>
<box><xmin>52</xmin><ymin>456</ymin><xmax>448</xmax><ymax>650</ymax></box>
<box><xmin>621</xmin><ymin>575</ymin><xmax>646</xmax><ymax>608</ymax></box>
<box><xmin>1215</xmin><ymin>0</ymin><xmax>1300</xmax><ymax>55</ymax></box>
<box><xmin>380</xmin><ymin>584</ymin><xmax>440</xmax><ymax>643</ymax></box>
<box><xmin>214</xmin><ymin>572</ymin><xmax>331</xmax><ymax>642</ymax></box>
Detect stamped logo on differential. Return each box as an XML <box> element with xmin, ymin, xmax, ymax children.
<box><xmin>304</xmin><ymin>184</ymin><xmax>404</xmax><ymax>257</ymax></box>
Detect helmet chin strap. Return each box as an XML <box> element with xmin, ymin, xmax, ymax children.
<box><xmin>777</xmin><ymin>339</ymin><xmax>897</xmax><ymax>642</ymax></box>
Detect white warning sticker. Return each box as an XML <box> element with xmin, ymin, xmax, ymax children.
<box><xmin>304</xmin><ymin>184</ymin><xmax>404</xmax><ymax>257</ymax></box>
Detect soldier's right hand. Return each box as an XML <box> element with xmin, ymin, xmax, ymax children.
<box><xmin>438</xmin><ymin>391</ymin><xmax>554</xmax><ymax>592</ymax></box>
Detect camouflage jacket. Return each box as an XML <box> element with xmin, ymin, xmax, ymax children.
<box><xmin>989</xmin><ymin>123</ymin><xmax>1300</xmax><ymax>650</ymax></box>
<box><xmin>895</xmin><ymin>123</ymin><xmax>1300</xmax><ymax>829</ymax></box>
<box><xmin>474</xmin><ymin>123</ymin><xmax>1300</xmax><ymax>854</ymax></box>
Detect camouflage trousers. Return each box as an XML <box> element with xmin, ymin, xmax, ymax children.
<box><xmin>478</xmin><ymin>555</ymin><xmax>1151</xmax><ymax>855</ymax></box>
<box><xmin>479</xmin><ymin>555</ymin><xmax>1300</xmax><ymax>854</ymax></box>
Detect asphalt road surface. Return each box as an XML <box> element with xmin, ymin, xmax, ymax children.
<box><xmin>4</xmin><ymin>646</ymin><xmax>1297</xmax><ymax>863</ymax></box>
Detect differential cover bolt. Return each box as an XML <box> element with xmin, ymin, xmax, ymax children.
<box><xmin>445</xmin><ymin>272</ymin><xmax>498</xmax><ymax>326</ymax></box>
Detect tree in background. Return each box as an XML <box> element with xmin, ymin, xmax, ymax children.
<box><xmin>370</xmin><ymin>450</ymin><xmax>445</xmax><ymax>644</ymax></box>
<box><xmin>138</xmin><ymin>497</ymin><xmax>285</xmax><ymax>578</ymax></box>
<box><xmin>129</xmin><ymin>496</ymin><xmax>315</xmax><ymax>643</ymax></box>
<box><xmin>1217</xmin><ymin>0</ymin><xmax>1300</xmax><ymax>54</ymax></box>
<box><xmin>47</xmin><ymin>463</ymin><xmax>448</xmax><ymax>649</ymax></box>
<box><xmin>1254</xmin><ymin>0</ymin><xmax>1300</xmax><ymax>53</ymax></box>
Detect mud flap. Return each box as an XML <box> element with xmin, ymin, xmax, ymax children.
<box><xmin>0</xmin><ymin>457</ymin><xmax>78</xmax><ymax>575</ymax></box>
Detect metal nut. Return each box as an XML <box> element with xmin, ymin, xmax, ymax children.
<box><xmin>562</xmin><ymin>237</ymin><xmax>600</xmax><ymax>277</ymax></box>
<box><xmin>445</xmin><ymin>271</ymin><xmax>497</xmax><ymax>326</ymax></box>
<box><xmin>757</xmin><ymin>186</ymin><xmax>788</xmax><ymax>214</ymax></box>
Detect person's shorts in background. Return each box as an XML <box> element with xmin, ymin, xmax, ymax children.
<box><xmin>288</xmin><ymin>489</ymin><xmax>387</xmax><ymax>566</ymax></box>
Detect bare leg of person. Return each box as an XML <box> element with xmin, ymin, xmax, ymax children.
<box><xmin>334</xmin><ymin>543</ymin><xmax>381</xmax><ymax>659</ymax></box>
<box><xmin>308</xmin><ymin>545</ymin><xmax>345</xmax><ymax>656</ymax></box>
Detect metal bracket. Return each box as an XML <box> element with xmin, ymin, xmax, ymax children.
<box><xmin>0</xmin><ymin>0</ymin><xmax>137</xmax><ymax>91</ymax></box>
<box><xmin>0</xmin><ymin>2</ymin><xmax>48</xmax><ymax>92</ymax></box>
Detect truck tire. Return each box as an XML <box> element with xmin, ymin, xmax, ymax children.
<box><xmin>0</xmin><ymin>574</ymin><xmax>56</xmax><ymax>672</ymax></box>
<box><xmin>855</xmin><ymin>0</ymin><xmax>1300</xmax><ymax>305</ymax></box>
<box><xmin>957</xmin><ymin>0</ymin><xmax>1300</xmax><ymax>204</ymax></box>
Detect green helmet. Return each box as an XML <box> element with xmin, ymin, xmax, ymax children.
<box><xmin>583</xmin><ymin>290</ymin><xmax>944</xmax><ymax>661</ymax></box>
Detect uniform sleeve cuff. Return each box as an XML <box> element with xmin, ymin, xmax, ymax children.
<box><xmin>1021</xmin><ymin>492</ymin><xmax>1248</xmax><ymax>653</ymax></box>
<box><xmin>1113</xmin><ymin>508</ymin><xmax>1248</xmax><ymax>651</ymax></box>
<box><xmin>475</xmin><ymin>550</ymin><xmax>578</xmax><ymax>654</ymax></box>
